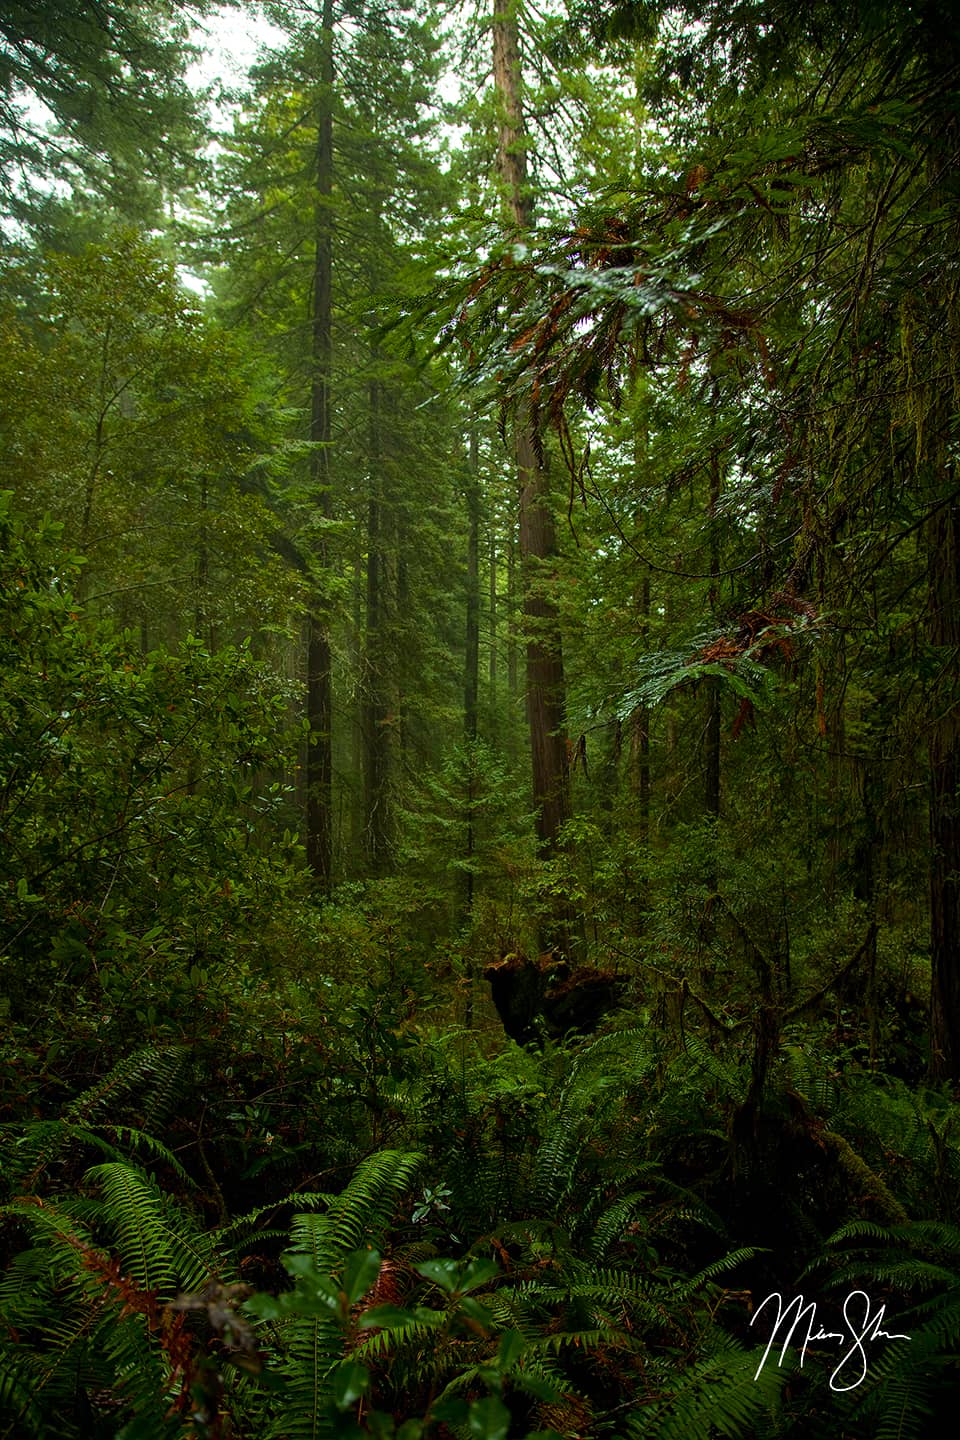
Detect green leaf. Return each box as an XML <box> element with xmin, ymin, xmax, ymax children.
<box><xmin>360</xmin><ymin>1303</ymin><xmax>419</xmax><ymax>1330</ymax></box>
<box><xmin>333</xmin><ymin>1361</ymin><xmax>371</xmax><ymax>1410</ymax></box>
<box><xmin>459</xmin><ymin>1258</ymin><xmax>500</xmax><ymax>1293</ymax></box>
<box><xmin>458</xmin><ymin>1296</ymin><xmax>495</xmax><ymax>1328</ymax></box>
<box><xmin>365</xmin><ymin>1303</ymin><xmax>444</xmax><ymax>1332</ymax></box>
<box><xmin>245</xmin><ymin>1293</ymin><xmax>284</xmax><ymax>1322</ymax></box>
<box><xmin>515</xmin><ymin>1375</ymin><xmax>564</xmax><ymax>1403</ymax></box>
<box><xmin>416</xmin><ymin>1256</ymin><xmax>499</xmax><ymax>1296</ymax></box>
<box><xmin>468</xmin><ymin>1395</ymin><xmax>510</xmax><ymax>1440</ymax></box>
<box><xmin>344</xmin><ymin>1246</ymin><xmax>381</xmax><ymax>1304</ymax></box>
<box><xmin>496</xmin><ymin>1329</ymin><xmax>525</xmax><ymax>1370</ymax></box>
<box><xmin>430</xmin><ymin>1398</ymin><xmax>470</xmax><ymax>1428</ymax></box>
<box><xmin>416</xmin><ymin>1258</ymin><xmax>461</xmax><ymax>1292</ymax></box>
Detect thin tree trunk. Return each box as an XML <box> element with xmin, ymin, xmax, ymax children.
<box><xmin>350</xmin><ymin>537</ymin><xmax>364</xmax><ymax>867</ymax></box>
<box><xmin>928</xmin><ymin>496</ymin><xmax>960</xmax><ymax>1081</ymax></box>
<box><xmin>396</xmin><ymin>514</ymin><xmax>409</xmax><ymax>766</ymax></box>
<box><xmin>492</xmin><ymin>0</ymin><xmax>572</xmax><ymax>865</ymax></box>
<box><xmin>305</xmin><ymin>0</ymin><xmax>335</xmax><ymax>887</ymax></box>
<box><xmin>465</xmin><ymin>428</ymin><xmax>480</xmax><ymax>742</ymax></box>
<box><xmin>507</xmin><ymin>520</ymin><xmax>518</xmax><ymax>699</ymax></box>
<box><xmin>464</xmin><ymin>434</ymin><xmax>482</xmax><ymax>1028</ymax></box>
<box><xmin>705</xmin><ymin>452</ymin><xmax>722</xmax><ymax>826</ymax></box>
<box><xmin>195</xmin><ymin>474</ymin><xmax>210</xmax><ymax>645</ymax></box>
<box><xmin>363</xmin><ymin>375</ymin><xmax>389</xmax><ymax>874</ymax></box>
<box><xmin>517</xmin><ymin>429</ymin><xmax>571</xmax><ymax>850</ymax></box>
<box><xmin>633</xmin><ymin>569</ymin><xmax>651</xmax><ymax>840</ymax></box>
<box><xmin>488</xmin><ymin>526</ymin><xmax>498</xmax><ymax>727</ymax></box>
<box><xmin>924</xmin><ymin>51</ymin><xmax>960</xmax><ymax>1082</ymax></box>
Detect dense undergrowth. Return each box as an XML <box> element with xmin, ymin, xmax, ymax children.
<box><xmin>3</xmin><ymin>961</ymin><xmax>960</xmax><ymax>1439</ymax></box>
<box><xmin>2</xmin><ymin>0</ymin><xmax>959</xmax><ymax>1430</ymax></box>
<box><xmin>3</xmin><ymin>494</ymin><xmax>960</xmax><ymax>1437</ymax></box>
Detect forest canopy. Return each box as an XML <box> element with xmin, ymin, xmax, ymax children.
<box><xmin>1</xmin><ymin>2</ymin><xmax>959</xmax><ymax>1437</ymax></box>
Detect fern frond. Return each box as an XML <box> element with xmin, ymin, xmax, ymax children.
<box><xmin>217</xmin><ymin>1191</ymin><xmax>335</xmax><ymax>1249</ymax></box>
<box><xmin>353</xmin><ymin>1316</ymin><xmax>437</xmax><ymax>1361</ymax></box>
<box><xmin>823</xmin><ymin>1257</ymin><xmax>959</xmax><ymax>1293</ymax></box>
<box><xmin>5</xmin><ymin>1049</ymin><xmax>192</xmax><ymax>1197</ymax></box>
<box><xmin>781</xmin><ymin>1044</ymin><xmax>837</xmax><ymax>1117</ymax></box>
<box><xmin>64</xmin><ymin>1046</ymin><xmax>189</xmax><ymax>1128</ymax></box>
<box><xmin>889</xmin><ymin>1219</ymin><xmax>960</xmax><ymax>1255</ymax></box>
<box><xmin>840</xmin><ymin>1328</ymin><xmax>953</xmax><ymax>1440</ymax></box>
<box><xmin>85</xmin><ymin>1162</ymin><xmax>215</xmax><ymax>1293</ymax></box>
<box><xmin>520</xmin><ymin>1327</ymin><xmax>622</xmax><ymax>1358</ymax></box>
<box><xmin>626</xmin><ymin>1343</ymin><xmax>788</xmax><ymax>1440</ymax></box>
<box><xmin>0</xmin><ymin>1341</ymin><xmax>47</xmax><ymax>1436</ymax></box>
<box><xmin>100</xmin><ymin>1124</ymin><xmax>194</xmax><ymax>1183</ymax></box>
<box><xmin>259</xmin><ymin>1150</ymin><xmax>422</xmax><ymax>1440</ymax></box>
<box><xmin>531</xmin><ymin>1101</ymin><xmax>587</xmax><ymax>1211</ymax></box>
<box><xmin>316</xmin><ymin>1151</ymin><xmax>422</xmax><ymax>1265</ymax></box>
<box><xmin>672</xmin><ymin>1247</ymin><xmax>763</xmax><ymax>1298</ymax></box>
<box><xmin>590</xmin><ymin>1189</ymin><xmax>651</xmax><ymax>1260</ymax></box>
<box><xmin>818</xmin><ymin>1218</ymin><xmax>896</xmax><ymax>1248</ymax></box>
<box><xmin>679</xmin><ymin>1031</ymin><xmax>745</xmax><ymax>1096</ymax></box>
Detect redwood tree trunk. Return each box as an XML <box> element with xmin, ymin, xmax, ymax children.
<box><xmin>633</xmin><ymin>569</ymin><xmax>651</xmax><ymax>839</ymax></box>
<box><xmin>928</xmin><ymin>496</ymin><xmax>960</xmax><ymax>1082</ymax></box>
<box><xmin>492</xmin><ymin>0</ymin><xmax>572</xmax><ymax>861</ymax></box>
<box><xmin>924</xmin><ymin>24</ymin><xmax>960</xmax><ymax>1083</ymax></box>
<box><xmin>517</xmin><ymin>428</ymin><xmax>571</xmax><ymax>848</ymax></box>
<box><xmin>465</xmin><ymin>428</ymin><xmax>480</xmax><ymax>742</ymax></box>
<box><xmin>305</xmin><ymin>0</ymin><xmax>335</xmax><ymax>887</ymax></box>
<box><xmin>705</xmin><ymin>446</ymin><xmax>722</xmax><ymax>827</ymax></box>
<box><xmin>363</xmin><ymin>374</ymin><xmax>390</xmax><ymax>874</ymax></box>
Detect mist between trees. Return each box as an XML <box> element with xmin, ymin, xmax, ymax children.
<box><xmin>1</xmin><ymin>3</ymin><xmax>959</xmax><ymax>1437</ymax></box>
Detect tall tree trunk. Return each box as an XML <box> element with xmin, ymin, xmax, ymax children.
<box><xmin>705</xmin><ymin>451</ymin><xmax>722</xmax><ymax>827</ymax></box>
<box><xmin>517</xmin><ymin>429</ymin><xmax>571</xmax><ymax>850</ymax></box>
<box><xmin>632</xmin><ymin>568</ymin><xmax>651</xmax><ymax>840</ymax></box>
<box><xmin>363</xmin><ymin>375</ymin><xmax>390</xmax><ymax>874</ymax></box>
<box><xmin>928</xmin><ymin>496</ymin><xmax>960</xmax><ymax>1082</ymax></box>
<box><xmin>507</xmin><ymin>520</ymin><xmax>518</xmax><ymax>700</ymax></box>
<box><xmin>488</xmin><ymin>525</ymin><xmax>498</xmax><ymax>736</ymax></box>
<box><xmin>350</xmin><ymin>537</ymin><xmax>365</xmax><ymax>868</ymax></box>
<box><xmin>396</xmin><ymin>512</ymin><xmax>409</xmax><ymax>767</ymax></box>
<box><xmin>924</xmin><ymin>30</ymin><xmax>960</xmax><ymax>1083</ymax></box>
<box><xmin>463</xmin><ymin>435</ymin><xmax>480</xmax><ymax>1020</ymax></box>
<box><xmin>195</xmin><ymin>473</ymin><xmax>210</xmax><ymax>646</ymax></box>
<box><xmin>465</xmin><ymin>428</ymin><xmax>480</xmax><ymax>742</ymax></box>
<box><xmin>305</xmin><ymin>0</ymin><xmax>335</xmax><ymax>887</ymax></box>
<box><xmin>492</xmin><ymin>0</ymin><xmax>572</xmax><ymax>864</ymax></box>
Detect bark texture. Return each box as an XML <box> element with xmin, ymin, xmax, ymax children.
<box><xmin>492</xmin><ymin>0</ymin><xmax>572</xmax><ymax>857</ymax></box>
<box><xmin>928</xmin><ymin>497</ymin><xmax>960</xmax><ymax>1082</ymax></box>
<box><xmin>363</xmin><ymin>375</ymin><xmax>390</xmax><ymax>874</ymax></box>
<box><xmin>306</xmin><ymin>0</ymin><xmax>335</xmax><ymax>886</ymax></box>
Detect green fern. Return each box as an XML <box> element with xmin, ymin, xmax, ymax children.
<box><xmin>679</xmin><ymin>1030</ymin><xmax>746</xmax><ymax>1098</ymax></box>
<box><xmin>791</xmin><ymin>1217</ymin><xmax>960</xmax><ymax>1438</ymax></box>
<box><xmin>624</xmin><ymin>1339</ymin><xmax>789</xmax><ymax>1440</ymax></box>
<box><xmin>0</xmin><ymin>1342</ymin><xmax>46</xmax><ymax>1438</ymax></box>
<box><xmin>85</xmin><ymin>1162</ymin><xmax>215</xmax><ymax>1292</ymax></box>
<box><xmin>217</xmin><ymin>1190</ymin><xmax>336</xmax><ymax>1249</ymax></box>
<box><xmin>0</xmin><ymin>1162</ymin><xmax>229</xmax><ymax>1439</ymax></box>
<box><xmin>780</xmin><ymin>1043</ymin><xmax>837</xmax><ymax>1117</ymax></box>
<box><xmin>253</xmin><ymin>1149</ymin><xmax>423</xmax><ymax>1440</ymax></box>
<box><xmin>5</xmin><ymin>1045</ymin><xmax>191</xmax><ymax>1196</ymax></box>
<box><xmin>64</xmin><ymin>1045</ymin><xmax>189</xmax><ymax>1125</ymax></box>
